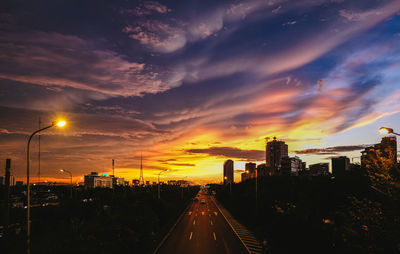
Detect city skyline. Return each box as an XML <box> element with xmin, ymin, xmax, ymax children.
<box><xmin>1</xmin><ymin>0</ymin><xmax>400</xmax><ymax>184</ymax></box>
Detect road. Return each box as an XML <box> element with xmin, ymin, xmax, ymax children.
<box><xmin>156</xmin><ymin>189</ymin><xmax>249</xmax><ymax>254</ymax></box>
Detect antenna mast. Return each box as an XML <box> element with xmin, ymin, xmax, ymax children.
<box><xmin>139</xmin><ymin>153</ymin><xmax>144</xmax><ymax>185</ymax></box>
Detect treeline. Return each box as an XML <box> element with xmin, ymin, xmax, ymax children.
<box><xmin>214</xmin><ymin>164</ymin><xmax>400</xmax><ymax>253</ymax></box>
<box><xmin>1</xmin><ymin>185</ymin><xmax>199</xmax><ymax>253</ymax></box>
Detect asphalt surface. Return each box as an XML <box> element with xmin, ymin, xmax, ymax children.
<box><xmin>156</xmin><ymin>189</ymin><xmax>249</xmax><ymax>254</ymax></box>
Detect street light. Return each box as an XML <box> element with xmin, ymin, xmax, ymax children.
<box><xmin>379</xmin><ymin>127</ymin><xmax>400</xmax><ymax>136</ymax></box>
<box><xmin>158</xmin><ymin>169</ymin><xmax>168</xmax><ymax>199</ymax></box>
<box><xmin>181</xmin><ymin>176</ymin><xmax>188</xmax><ymax>199</ymax></box>
<box><xmin>255</xmin><ymin>168</ymin><xmax>258</xmax><ymax>213</ymax></box>
<box><xmin>224</xmin><ymin>176</ymin><xmax>232</xmax><ymax>195</ymax></box>
<box><xmin>60</xmin><ymin>169</ymin><xmax>72</xmax><ymax>198</ymax></box>
<box><xmin>26</xmin><ymin>120</ymin><xmax>66</xmax><ymax>254</ymax></box>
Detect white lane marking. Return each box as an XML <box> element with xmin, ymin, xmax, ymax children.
<box><xmin>189</xmin><ymin>232</ymin><xmax>193</xmax><ymax>240</ymax></box>
<box><xmin>188</xmin><ymin>211</ymin><xmax>192</xmax><ymax>215</ymax></box>
<box><xmin>214</xmin><ymin>212</ymin><xmax>218</xmax><ymax>216</ymax></box>
<box><xmin>213</xmin><ymin>232</ymin><xmax>216</xmax><ymax>241</ymax></box>
<box><xmin>193</xmin><ymin>220</ymin><xmax>196</xmax><ymax>225</ymax></box>
<box><xmin>195</xmin><ymin>213</ymin><xmax>197</xmax><ymax>217</ymax></box>
<box><xmin>202</xmin><ymin>212</ymin><xmax>205</xmax><ymax>216</ymax></box>
<box><xmin>211</xmin><ymin>220</ymin><xmax>213</xmax><ymax>226</ymax></box>
<box><xmin>209</xmin><ymin>214</ymin><xmax>211</xmax><ymax>217</ymax></box>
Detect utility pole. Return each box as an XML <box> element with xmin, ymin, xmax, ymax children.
<box><xmin>4</xmin><ymin>159</ymin><xmax>11</xmax><ymax>233</ymax></box>
<box><xmin>255</xmin><ymin>168</ymin><xmax>258</xmax><ymax>215</ymax></box>
<box><xmin>38</xmin><ymin>117</ymin><xmax>41</xmax><ymax>183</ymax></box>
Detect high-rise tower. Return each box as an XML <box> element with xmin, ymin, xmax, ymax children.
<box><xmin>266</xmin><ymin>137</ymin><xmax>288</xmax><ymax>171</ymax></box>
<box><xmin>223</xmin><ymin>160</ymin><xmax>234</xmax><ymax>184</ymax></box>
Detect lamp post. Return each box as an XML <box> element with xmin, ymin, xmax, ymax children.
<box><xmin>158</xmin><ymin>169</ymin><xmax>168</xmax><ymax>199</ymax></box>
<box><xmin>379</xmin><ymin>127</ymin><xmax>400</xmax><ymax>136</ymax></box>
<box><xmin>181</xmin><ymin>176</ymin><xmax>188</xmax><ymax>199</ymax></box>
<box><xmin>60</xmin><ymin>169</ymin><xmax>72</xmax><ymax>198</ymax></box>
<box><xmin>26</xmin><ymin>120</ymin><xmax>66</xmax><ymax>254</ymax></box>
<box><xmin>255</xmin><ymin>168</ymin><xmax>258</xmax><ymax>214</ymax></box>
<box><xmin>224</xmin><ymin>176</ymin><xmax>232</xmax><ymax>195</ymax></box>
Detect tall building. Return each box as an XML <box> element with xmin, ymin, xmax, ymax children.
<box><xmin>309</xmin><ymin>163</ymin><xmax>329</xmax><ymax>176</ymax></box>
<box><xmin>332</xmin><ymin>156</ymin><xmax>350</xmax><ymax>175</ymax></box>
<box><xmin>223</xmin><ymin>159</ymin><xmax>234</xmax><ymax>184</ymax></box>
<box><xmin>266</xmin><ymin>137</ymin><xmax>288</xmax><ymax>171</ymax></box>
<box><xmin>281</xmin><ymin>156</ymin><xmax>304</xmax><ymax>175</ymax></box>
<box><xmin>256</xmin><ymin>163</ymin><xmax>270</xmax><ymax>177</ymax></box>
<box><xmin>241</xmin><ymin>162</ymin><xmax>257</xmax><ymax>182</ymax></box>
<box><xmin>245</xmin><ymin>162</ymin><xmax>256</xmax><ymax>174</ymax></box>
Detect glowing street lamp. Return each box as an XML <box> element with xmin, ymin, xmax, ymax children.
<box><xmin>224</xmin><ymin>176</ymin><xmax>232</xmax><ymax>194</ymax></box>
<box><xmin>26</xmin><ymin>120</ymin><xmax>66</xmax><ymax>254</ymax></box>
<box><xmin>158</xmin><ymin>169</ymin><xmax>168</xmax><ymax>199</ymax></box>
<box><xmin>59</xmin><ymin>169</ymin><xmax>73</xmax><ymax>198</ymax></box>
<box><xmin>379</xmin><ymin>127</ymin><xmax>399</xmax><ymax>136</ymax></box>
<box><xmin>56</xmin><ymin>120</ymin><xmax>66</xmax><ymax>127</ymax></box>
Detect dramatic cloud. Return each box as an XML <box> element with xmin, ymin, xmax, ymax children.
<box><xmin>186</xmin><ymin>147</ymin><xmax>265</xmax><ymax>161</ymax></box>
<box><xmin>1</xmin><ymin>0</ymin><xmax>400</xmax><ymax>183</ymax></box>
<box><xmin>0</xmin><ymin>30</ymin><xmax>179</xmax><ymax>96</ymax></box>
<box><xmin>295</xmin><ymin>145</ymin><xmax>372</xmax><ymax>155</ymax></box>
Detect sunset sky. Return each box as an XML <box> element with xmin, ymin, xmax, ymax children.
<box><xmin>1</xmin><ymin>0</ymin><xmax>400</xmax><ymax>184</ymax></box>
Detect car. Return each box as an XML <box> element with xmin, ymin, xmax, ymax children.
<box><xmin>193</xmin><ymin>197</ymin><xmax>199</xmax><ymax>202</ymax></box>
<box><xmin>200</xmin><ymin>199</ymin><xmax>206</xmax><ymax>204</ymax></box>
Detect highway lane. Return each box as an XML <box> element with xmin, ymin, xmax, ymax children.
<box><xmin>156</xmin><ymin>189</ymin><xmax>248</xmax><ymax>254</ymax></box>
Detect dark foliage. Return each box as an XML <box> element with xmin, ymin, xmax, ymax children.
<box><xmin>0</xmin><ymin>185</ymin><xmax>199</xmax><ymax>254</ymax></box>
<box><xmin>213</xmin><ymin>167</ymin><xmax>400</xmax><ymax>254</ymax></box>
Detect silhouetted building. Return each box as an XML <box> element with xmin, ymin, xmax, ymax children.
<box><xmin>168</xmin><ymin>180</ymin><xmax>177</xmax><ymax>185</ymax></box>
<box><xmin>302</xmin><ymin>162</ymin><xmax>307</xmax><ymax>171</ymax></box>
<box><xmin>132</xmin><ymin>179</ymin><xmax>140</xmax><ymax>186</ymax></box>
<box><xmin>112</xmin><ymin>176</ymin><xmax>125</xmax><ymax>187</ymax></box>
<box><xmin>245</xmin><ymin>162</ymin><xmax>256</xmax><ymax>173</ymax></box>
<box><xmin>177</xmin><ymin>180</ymin><xmax>189</xmax><ymax>186</ymax></box>
<box><xmin>332</xmin><ymin>156</ymin><xmax>350</xmax><ymax>175</ymax></box>
<box><xmin>223</xmin><ymin>160</ymin><xmax>234</xmax><ymax>184</ymax></box>
<box><xmin>84</xmin><ymin>172</ymin><xmax>113</xmax><ymax>188</ymax></box>
<box><xmin>266</xmin><ymin>137</ymin><xmax>288</xmax><ymax>171</ymax></box>
<box><xmin>0</xmin><ymin>176</ymin><xmax>3</xmax><ymax>185</ymax></box>
<box><xmin>256</xmin><ymin>163</ymin><xmax>271</xmax><ymax>176</ymax></box>
<box><xmin>309</xmin><ymin>163</ymin><xmax>329</xmax><ymax>176</ymax></box>
<box><xmin>16</xmin><ymin>181</ymin><xmax>23</xmax><ymax>186</ymax></box>
<box><xmin>281</xmin><ymin>156</ymin><xmax>304</xmax><ymax>175</ymax></box>
<box><xmin>241</xmin><ymin>172</ymin><xmax>249</xmax><ymax>182</ymax></box>
<box><xmin>244</xmin><ymin>162</ymin><xmax>257</xmax><ymax>179</ymax></box>
<box><xmin>145</xmin><ymin>181</ymin><xmax>150</xmax><ymax>185</ymax></box>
